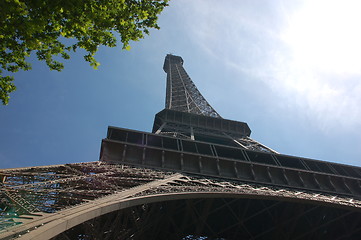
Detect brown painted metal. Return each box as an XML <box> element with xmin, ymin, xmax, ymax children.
<box><xmin>1</xmin><ymin>163</ymin><xmax>361</xmax><ymax>239</ymax></box>
<box><xmin>1</xmin><ymin>54</ymin><xmax>361</xmax><ymax>239</ymax></box>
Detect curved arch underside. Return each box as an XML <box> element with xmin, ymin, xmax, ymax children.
<box><xmin>2</xmin><ymin>163</ymin><xmax>361</xmax><ymax>240</ymax></box>
<box><xmin>52</xmin><ymin>195</ymin><xmax>361</xmax><ymax>240</ymax></box>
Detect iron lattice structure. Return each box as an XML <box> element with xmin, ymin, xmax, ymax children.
<box><xmin>164</xmin><ymin>54</ymin><xmax>220</xmax><ymax>118</ymax></box>
<box><xmin>1</xmin><ymin>54</ymin><xmax>361</xmax><ymax>239</ymax></box>
<box><xmin>157</xmin><ymin>54</ymin><xmax>277</xmax><ymax>153</ymax></box>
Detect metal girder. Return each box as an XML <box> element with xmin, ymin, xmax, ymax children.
<box><xmin>52</xmin><ymin>183</ymin><xmax>361</xmax><ymax>239</ymax></box>
<box><xmin>2</xmin><ymin>54</ymin><xmax>361</xmax><ymax>240</ymax></box>
<box><xmin>0</xmin><ymin>162</ymin><xmax>174</xmax><ymax>237</ymax></box>
<box><xmin>164</xmin><ymin>54</ymin><xmax>221</xmax><ymax>118</ymax></box>
<box><xmin>159</xmin><ymin>54</ymin><xmax>279</xmax><ymax>153</ymax></box>
<box><xmin>102</xmin><ymin>128</ymin><xmax>361</xmax><ymax>199</ymax></box>
<box><xmin>1</xmin><ymin>162</ymin><xmax>361</xmax><ymax>239</ymax></box>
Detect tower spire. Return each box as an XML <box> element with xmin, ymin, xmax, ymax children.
<box><xmin>2</xmin><ymin>53</ymin><xmax>361</xmax><ymax>240</ymax></box>
<box><xmin>154</xmin><ymin>54</ymin><xmax>278</xmax><ymax>153</ymax></box>
<box><xmin>163</xmin><ymin>54</ymin><xmax>221</xmax><ymax>118</ymax></box>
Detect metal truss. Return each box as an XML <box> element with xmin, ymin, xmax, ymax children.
<box><xmin>154</xmin><ymin>120</ymin><xmax>278</xmax><ymax>154</ymax></box>
<box><xmin>160</xmin><ymin>55</ymin><xmax>277</xmax><ymax>153</ymax></box>
<box><xmin>58</xmin><ymin>197</ymin><xmax>361</xmax><ymax>240</ymax></box>
<box><xmin>164</xmin><ymin>54</ymin><xmax>221</xmax><ymax>118</ymax></box>
<box><xmin>105</xmin><ymin>126</ymin><xmax>361</xmax><ymax>196</ymax></box>
<box><xmin>233</xmin><ymin>136</ymin><xmax>279</xmax><ymax>154</ymax></box>
<box><xmin>1</xmin><ymin>162</ymin><xmax>361</xmax><ymax>239</ymax></box>
<box><xmin>0</xmin><ymin>162</ymin><xmax>174</xmax><ymax>239</ymax></box>
<box><xmin>1</xmin><ymin>54</ymin><xmax>361</xmax><ymax>239</ymax></box>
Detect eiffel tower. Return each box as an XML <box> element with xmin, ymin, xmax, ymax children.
<box><xmin>1</xmin><ymin>54</ymin><xmax>361</xmax><ymax>240</ymax></box>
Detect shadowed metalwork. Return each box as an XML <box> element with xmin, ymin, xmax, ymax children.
<box><xmin>1</xmin><ymin>54</ymin><xmax>361</xmax><ymax>240</ymax></box>
<box><xmin>163</xmin><ymin>54</ymin><xmax>220</xmax><ymax>118</ymax></box>
<box><xmin>157</xmin><ymin>55</ymin><xmax>278</xmax><ymax>153</ymax></box>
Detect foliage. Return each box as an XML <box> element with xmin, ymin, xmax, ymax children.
<box><xmin>0</xmin><ymin>0</ymin><xmax>169</xmax><ymax>105</ymax></box>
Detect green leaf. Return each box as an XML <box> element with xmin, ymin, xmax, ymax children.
<box><xmin>0</xmin><ymin>75</ymin><xmax>16</xmax><ymax>105</ymax></box>
<box><xmin>0</xmin><ymin>0</ymin><xmax>170</xmax><ymax>105</ymax></box>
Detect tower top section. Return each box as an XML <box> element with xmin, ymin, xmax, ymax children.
<box><xmin>163</xmin><ymin>54</ymin><xmax>184</xmax><ymax>72</ymax></box>
<box><xmin>163</xmin><ymin>54</ymin><xmax>221</xmax><ymax>118</ymax></box>
<box><xmin>154</xmin><ymin>54</ymin><xmax>278</xmax><ymax>153</ymax></box>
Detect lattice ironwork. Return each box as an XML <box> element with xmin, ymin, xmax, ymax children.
<box><xmin>1</xmin><ymin>54</ymin><xmax>361</xmax><ymax>239</ymax></box>
<box><xmin>1</xmin><ymin>163</ymin><xmax>361</xmax><ymax>239</ymax></box>
<box><xmin>53</xmin><ymin>197</ymin><xmax>361</xmax><ymax>240</ymax></box>
<box><xmin>159</xmin><ymin>55</ymin><xmax>278</xmax><ymax>154</ymax></box>
<box><xmin>0</xmin><ymin>162</ymin><xmax>174</xmax><ymax>237</ymax></box>
<box><xmin>53</xmin><ymin>173</ymin><xmax>361</xmax><ymax>239</ymax></box>
<box><xmin>164</xmin><ymin>54</ymin><xmax>221</xmax><ymax>118</ymax></box>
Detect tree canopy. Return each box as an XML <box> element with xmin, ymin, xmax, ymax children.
<box><xmin>0</xmin><ymin>0</ymin><xmax>169</xmax><ymax>105</ymax></box>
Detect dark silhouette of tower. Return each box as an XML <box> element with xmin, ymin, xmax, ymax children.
<box><xmin>1</xmin><ymin>54</ymin><xmax>361</xmax><ymax>240</ymax></box>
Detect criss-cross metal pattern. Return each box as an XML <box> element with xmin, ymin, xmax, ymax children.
<box><xmin>164</xmin><ymin>54</ymin><xmax>221</xmax><ymax>118</ymax></box>
<box><xmin>1</xmin><ymin>162</ymin><xmax>361</xmax><ymax>240</ymax></box>
<box><xmin>1</xmin><ymin>54</ymin><xmax>361</xmax><ymax>239</ymax></box>
<box><xmin>158</xmin><ymin>54</ymin><xmax>278</xmax><ymax>154</ymax></box>
<box><xmin>0</xmin><ymin>162</ymin><xmax>175</xmax><ymax>239</ymax></box>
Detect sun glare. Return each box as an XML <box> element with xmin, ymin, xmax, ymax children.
<box><xmin>282</xmin><ymin>0</ymin><xmax>361</xmax><ymax>74</ymax></box>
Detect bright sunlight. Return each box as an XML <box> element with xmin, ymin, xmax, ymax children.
<box><xmin>282</xmin><ymin>0</ymin><xmax>361</xmax><ymax>74</ymax></box>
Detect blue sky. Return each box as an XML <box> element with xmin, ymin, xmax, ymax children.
<box><xmin>1</xmin><ymin>0</ymin><xmax>360</xmax><ymax>169</ymax></box>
